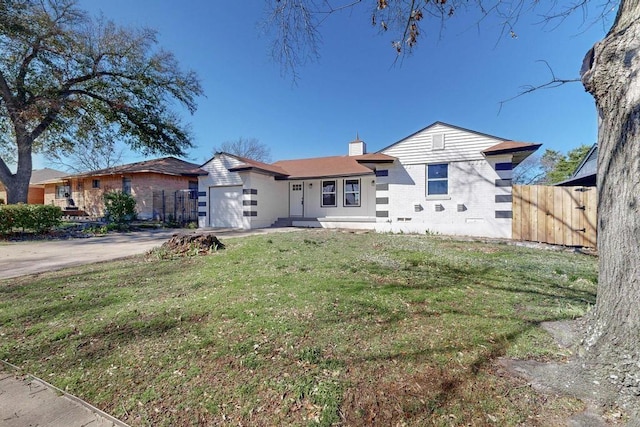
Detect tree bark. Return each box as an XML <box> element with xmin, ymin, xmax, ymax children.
<box><xmin>1</xmin><ymin>128</ymin><xmax>33</xmax><ymax>204</ymax></box>
<box><xmin>580</xmin><ymin>0</ymin><xmax>640</xmax><ymax>402</ymax></box>
<box><xmin>0</xmin><ymin>131</ymin><xmax>33</xmax><ymax>204</ymax></box>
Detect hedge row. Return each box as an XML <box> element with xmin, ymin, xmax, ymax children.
<box><xmin>0</xmin><ymin>204</ymin><xmax>63</xmax><ymax>234</ymax></box>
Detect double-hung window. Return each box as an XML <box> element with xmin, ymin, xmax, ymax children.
<box><xmin>427</xmin><ymin>163</ymin><xmax>448</xmax><ymax>196</ymax></box>
<box><xmin>321</xmin><ymin>180</ymin><xmax>337</xmax><ymax>207</ymax></box>
<box><xmin>344</xmin><ymin>179</ymin><xmax>360</xmax><ymax>207</ymax></box>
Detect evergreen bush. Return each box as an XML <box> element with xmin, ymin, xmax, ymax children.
<box><xmin>103</xmin><ymin>191</ymin><xmax>137</xmax><ymax>225</ymax></box>
<box><xmin>0</xmin><ymin>204</ymin><xmax>62</xmax><ymax>234</ymax></box>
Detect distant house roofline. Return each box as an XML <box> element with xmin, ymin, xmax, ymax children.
<box><xmin>555</xmin><ymin>143</ymin><xmax>597</xmax><ymax>187</ymax></box>
<box><xmin>54</xmin><ymin>156</ymin><xmax>207</xmax><ymax>181</ymax></box>
<box><xmin>29</xmin><ymin>168</ymin><xmax>67</xmax><ymax>185</ymax></box>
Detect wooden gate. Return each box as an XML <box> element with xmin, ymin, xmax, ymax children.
<box><xmin>512</xmin><ymin>185</ymin><xmax>597</xmax><ymax>248</ymax></box>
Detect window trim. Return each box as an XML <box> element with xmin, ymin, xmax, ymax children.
<box><xmin>343</xmin><ymin>178</ymin><xmax>361</xmax><ymax>207</ymax></box>
<box><xmin>122</xmin><ymin>177</ymin><xmax>132</xmax><ymax>195</ymax></box>
<box><xmin>55</xmin><ymin>184</ymin><xmax>71</xmax><ymax>199</ymax></box>
<box><xmin>321</xmin><ymin>180</ymin><xmax>337</xmax><ymax>207</ymax></box>
<box><xmin>426</xmin><ymin>163</ymin><xmax>449</xmax><ymax>196</ymax></box>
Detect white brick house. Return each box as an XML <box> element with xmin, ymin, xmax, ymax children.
<box><xmin>198</xmin><ymin>122</ymin><xmax>540</xmax><ymax>238</ymax></box>
<box><xmin>376</xmin><ymin>122</ymin><xmax>540</xmax><ymax>237</ymax></box>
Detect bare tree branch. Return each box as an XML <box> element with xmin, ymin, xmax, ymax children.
<box><xmin>498</xmin><ymin>60</ymin><xmax>581</xmax><ymax>113</ymax></box>
<box><xmin>45</xmin><ymin>138</ymin><xmax>126</xmax><ymax>172</ymax></box>
<box><xmin>213</xmin><ymin>137</ymin><xmax>272</xmax><ymax>163</ymax></box>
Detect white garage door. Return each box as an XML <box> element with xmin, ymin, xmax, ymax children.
<box><xmin>209</xmin><ymin>186</ymin><xmax>243</xmax><ymax>228</ymax></box>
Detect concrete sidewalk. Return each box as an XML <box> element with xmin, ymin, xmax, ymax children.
<box><xmin>0</xmin><ymin>364</ymin><xmax>127</xmax><ymax>427</ymax></box>
<box><xmin>0</xmin><ymin>228</ymin><xmax>180</xmax><ymax>279</ymax></box>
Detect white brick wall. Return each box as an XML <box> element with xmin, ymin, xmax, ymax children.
<box><xmin>243</xmin><ymin>173</ymin><xmax>289</xmax><ymax>228</ymax></box>
<box><xmin>198</xmin><ymin>154</ymin><xmax>290</xmax><ymax>229</ymax></box>
<box><xmin>375</xmin><ymin>158</ymin><xmax>513</xmax><ymax>238</ymax></box>
<box><xmin>197</xmin><ymin>125</ymin><xmax>521</xmax><ymax>237</ymax></box>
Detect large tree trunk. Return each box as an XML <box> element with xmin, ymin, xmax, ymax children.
<box><xmin>0</xmin><ymin>134</ymin><xmax>33</xmax><ymax>204</ymax></box>
<box><xmin>580</xmin><ymin>0</ymin><xmax>640</xmax><ymax>404</ymax></box>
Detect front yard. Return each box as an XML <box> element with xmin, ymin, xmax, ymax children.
<box><xmin>0</xmin><ymin>230</ymin><xmax>597</xmax><ymax>426</ymax></box>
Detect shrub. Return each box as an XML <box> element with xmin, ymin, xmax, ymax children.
<box><xmin>0</xmin><ymin>206</ymin><xmax>17</xmax><ymax>233</ymax></box>
<box><xmin>0</xmin><ymin>204</ymin><xmax>62</xmax><ymax>234</ymax></box>
<box><xmin>103</xmin><ymin>191</ymin><xmax>137</xmax><ymax>225</ymax></box>
<box><xmin>27</xmin><ymin>205</ymin><xmax>63</xmax><ymax>232</ymax></box>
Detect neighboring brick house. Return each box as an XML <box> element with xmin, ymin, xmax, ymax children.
<box><xmin>198</xmin><ymin>122</ymin><xmax>541</xmax><ymax>238</ymax></box>
<box><xmin>0</xmin><ymin>168</ymin><xmax>66</xmax><ymax>204</ymax></box>
<box><xmin>43</xmin><ymin>157</ymin><xmax>206</xmax><ymax>220</ymax></box>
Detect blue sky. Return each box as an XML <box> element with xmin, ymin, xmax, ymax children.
<box><xmin>38</xmin><ymin>0</ymin><xmax>610</xmax><ymax>168</ymax></box>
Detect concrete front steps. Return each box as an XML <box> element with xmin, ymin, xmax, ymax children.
<box><xmin>271</xmin><ymin>217</ymin><xmax>320</xmax><ymax>228</ymax></box>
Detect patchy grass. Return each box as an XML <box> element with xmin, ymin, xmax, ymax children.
<box><xmin>0</xmin><ymin>230</ymin><xmax>597</xmax><ymax>426</ymax></box>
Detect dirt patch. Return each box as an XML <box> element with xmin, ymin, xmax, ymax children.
<box><xmin>0</xmin><ymin>222</ymin><xmax>166</xmax><ymax>242</ymax></box>
<box><xmin>158</xmin><ymin>232</ymin><xmax>225</xmax><ymax>255</ymax></box>
<box><xmin>0</xmin><ymin>227</ymin><xmax>94</xmax><ymax>241</ymax></box>
<box><xmin>500</xmin><ymin>319</ymin><xmax>633</xmax><ymax>426</ymax></box>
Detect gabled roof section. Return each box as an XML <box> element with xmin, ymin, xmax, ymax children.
<box><xmin>555</xmin><ymin>144</ymin><xmax>597</xmax><ymax>187</ymax></box>
<box><xmin>68</xmin><ymin>157</ymin><xmax>207</xmax><ymax>179</ymax></box>
<box><xmin>224</xmin><ymin>153</ymin><xmax>289</xmax><ymax>177</ymax></box>
<box><xmin>483</xmin><ymin>141</ymin><xmax>542</xmax><ymax>166</ymax></box>
<box><xmin>378</xmin><ymin>121</ymin><xmax>509</xmax><ymax>153</ymax></box>
<box><xmin>272</xmin><ymin>155</ymin><xmax>377</xmax><ymax>179</ymax></box>
<box><xmin>482</xmin><ymin>141</ymin><xmax>542</xmax><ymax>156</ymax></box>
<box><xmin>570</xmin><ymin>143</ymin><xmax>597</xmax><ymax>179</ymax></box>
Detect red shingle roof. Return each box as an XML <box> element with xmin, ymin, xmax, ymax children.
<box><xmin>483</xmin><ymin>141</ymin><xmax>542</xmax><ymax>166</ymax></box>
<box><xmin>272</xmin><ymin>155</ymin><xmax>377</xmax><ymax>179</ymax></box>
<box><xmin>227</xmin><ymin>155</ymin><xmax>289</xmax><ymax>176</ymax></box>
<box><xmin>482</xmin><ymin>141</ymin><xmax>542</xmax><ymax>155</ymax></box>
<box><xmin>224</xmin><ymin>151</ymin><xmax>396</xmax><ymax>179</ymax></box>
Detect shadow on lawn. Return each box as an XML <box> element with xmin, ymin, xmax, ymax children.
<box><xmin>0</xmin><ymin>260</ymin><xmax>195</xmax><ymax>365</ymax></box>
<box><xmin>6</xmin><ymin>305</ymin><xmax>186</xmax><ymax>365</ymax></box>
<box><xmin>335</xmin><ymin>253</ymin><xmax>596</xmax><ymax>425</ymax></box>
<box><xmin>361</xmin><ymin>252</ymin><xmax>596</xmax><ymax>311</ymax></box>
<box><xmin>341</xmin><ymin>322</ymin><xmax>537</xmax><ymax>425</ymax></box>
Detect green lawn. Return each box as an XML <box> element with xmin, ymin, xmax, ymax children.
<box><xmin>0</xmin><ymin>230</ymin><xmax>597</xmax><ymax>426</ymax></box>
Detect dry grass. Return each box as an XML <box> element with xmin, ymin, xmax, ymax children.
<box><xmin>0</xmin><ymin>230</ymin><xmax>597</xmax><ymax>426</ymax></box>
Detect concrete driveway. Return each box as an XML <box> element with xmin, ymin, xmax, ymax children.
<box><xmin>0</xmin><ymin>227</ymin><xmax>295</xmax><ymax>280</ymax></box>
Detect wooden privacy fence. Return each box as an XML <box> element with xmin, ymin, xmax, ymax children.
<box><xmin>512</xmin><ymin>185</ymin><xmax>597</xmax><ymax>248</ymax></box>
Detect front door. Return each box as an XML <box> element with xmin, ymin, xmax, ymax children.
<box><xmin>289</xmin><ymin>182</ymin><xmax>304</xmax><ymax>217</ymax></box>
